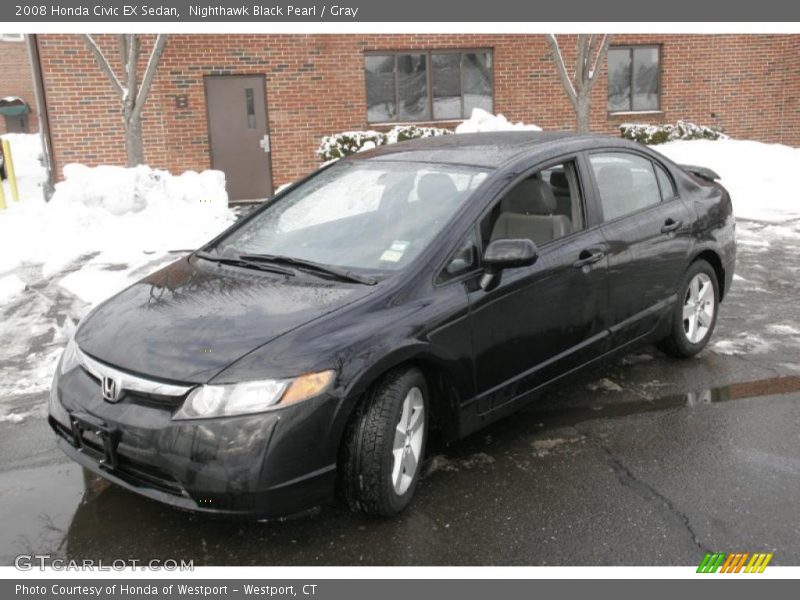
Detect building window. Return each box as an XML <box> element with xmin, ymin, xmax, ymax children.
<box><xmin>0</xmin><ymin>33</ymin><xmax>25</xmax><ymax>42</ymax></box>
<box><xmin>365</xmin><ymin>50</ymin><xmax>493</xmax><ymax>123</ymax></box>
<box><xmin>607</xmin><ymin>46</ymin><xmax>660</xmax><ymax>113</ymax></box>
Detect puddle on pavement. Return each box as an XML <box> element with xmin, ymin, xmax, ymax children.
<box><xmin>1</xmin><ymin>374</ymin><xmax>799</xmax><ymax>565</ymax></box>
<box><xmin>526</xmin><ymin>375</ymin><xmax>800</xmax><ymax>429</ymax></box>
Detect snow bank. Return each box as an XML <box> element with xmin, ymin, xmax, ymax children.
<box><xmin>1</xmin><ymin>133</ymin><xmax>47</xmax><ymax>203</ymax></box>
<box><xmin>657</xmin><ymin>139</ymin><xmax>800</xmax><ymax>223</ymax></box>
<box><xmin>0</xmin><ymin>163</ymin><xmax>234</xmax><ymax>287</ymax></box>
<box><xmin>56</xmin><ymin>163</ymin><xmax>227</xmax><ymax>216</ymax></box>
<box><xmin>0</xmin><ymin>274</ymin><xmax>25</xmax><ymax>302</ymax></box>
<box><xmin>455</xmin><ymin>108</ymin><xmax>542</xmax><ymax>134</ymax></box>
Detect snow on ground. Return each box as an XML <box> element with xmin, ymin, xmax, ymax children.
<box><xmin>657</xmin><ymin>139</ymin><xmax>800</xmax><ymax>223</ymax></box>
<box><xmin>0</xmin><ymin>158</ymin><xmax>233</xmax><ymax>279</ymax></box>
<box><xmin>0</xmin><ymin>134</ymin><xmax>236</xmax><ymax>419</ymax></box>
<box><xmin>0</xmin><ymin>274</ymin><xmax>26</xmax><ymax>302</ymax></box>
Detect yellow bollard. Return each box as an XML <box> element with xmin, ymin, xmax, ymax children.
<box><xmin>0</xmin><ymin>168</ymin><xmax>6</xmax><ymax>210</ymax></box>
<box><xmin>1</xmin><ymin>138</ymin><xmax>19</xmax><ymax>202</ymax></box>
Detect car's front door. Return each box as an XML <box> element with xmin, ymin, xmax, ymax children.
<box><xmin>586</xmin><ymin>150</ymin><xmax>693</xmax><ymax>347</ymax></box>
<box><xmin>465</xmin><ymin>158</ymin><xmax>610</xmax><ymax>415</ymax></box>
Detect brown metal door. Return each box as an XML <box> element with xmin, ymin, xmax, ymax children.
<box><xmin>205</xmin><ymin>75</ymin><xmax>273</xmax><ymax>201</ymax></box>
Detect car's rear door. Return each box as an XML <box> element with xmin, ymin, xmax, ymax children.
<box><xmin>464</xmin><ymin>156</ymin><xmax>610</xmax><ymax>416</ymax></box>
<box><xmin>586</xmin><ymin>150</ymin><xmax>693</xmax><ymax>347</ymax></box>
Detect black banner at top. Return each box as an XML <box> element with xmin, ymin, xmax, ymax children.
<box><xmin>3</xmin><ymin>0</ymin><xmax>800</xmax><ymax>22</ymax></box>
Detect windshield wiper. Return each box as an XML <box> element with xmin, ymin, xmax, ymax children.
<box><xmin>239</xmin><ymin>253</ymin><xmax>377</xmax><ymax>286</ymax></box>
<box><xmin>195</xmin><ymin>251</ymin><xmax>296</xmax><ymax>277</ymax></box>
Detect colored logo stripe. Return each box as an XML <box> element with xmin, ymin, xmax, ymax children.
<box><xmin>697</xmin><ymin>552</ymin><xmax>773</xmax><ymax>573</ymax></box>
<box><xmin>745</xmin><ymin>553</ymin><xmax>773</xmax><ymax>573</ymax></box>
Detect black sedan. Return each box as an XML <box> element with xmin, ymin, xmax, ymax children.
<box><xmin>49</xmin><ymin>132</ymin><xmax>736</xmax><ymax>517</ymax></box>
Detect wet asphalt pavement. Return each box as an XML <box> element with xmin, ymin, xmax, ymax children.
<box><xmin>1</xmin><ymin>219</ymin><xmax>799</xmax><ymax>566</ymax></box>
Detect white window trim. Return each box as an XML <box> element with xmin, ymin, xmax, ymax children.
<box><xmin>1</xmin><ymin>33</ymin><xmax>25</xmax><ymax>42</ymax></box>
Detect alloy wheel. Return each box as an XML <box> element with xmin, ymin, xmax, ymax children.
<box><xmin>682</xmin><ymin>272</ymin><xmax>715</xmax><ymax>344</ymax></box>
<box><xmin>391</xmin><ymin>386</ymin><xmax>425</xmax><ymax>495</ymax></box>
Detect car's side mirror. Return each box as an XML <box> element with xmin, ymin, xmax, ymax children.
<box><xmin>480</xmin><ymin>238</ymin><xmax>538</xmax><ymax>290</ymax></box>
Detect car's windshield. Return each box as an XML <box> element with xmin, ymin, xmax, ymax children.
<box><xmin>213</xmin><ymin>160</ymin><xmax>490</xmax><ymax>272</ymax></box>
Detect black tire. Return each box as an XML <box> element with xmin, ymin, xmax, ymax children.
<box><xmin>657</xmin><ymin>259</ymin><xmax>719</xmax><ymax>358</ymax></box>
<box><xmin>340</xmin><ymin>367</ymin><xmax>428</xmax><ymax>516</ymax></box>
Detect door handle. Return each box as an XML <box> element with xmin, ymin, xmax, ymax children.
<box><xmin>661</xmin><ymin>218</ymin><xmax>682</xmax><ymax>233</ymax></box>
<box><xmin>573</xmin><ymin>248</ymin><xmax>605</xmax><ymax>268</ymax></box>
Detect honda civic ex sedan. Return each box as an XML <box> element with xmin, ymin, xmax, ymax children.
<box><xmin>49</xmin><ymin>132</ymin><xmax>735</xmax><ymax>517</ymax></box>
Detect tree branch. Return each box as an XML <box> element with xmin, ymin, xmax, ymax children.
<box><xmin>575</xmin><ymin>34</ymin><xmax>587</xmax><ymax>88</ymax></box>
<box><xmin>586</xmin><ymin>34</ymin><xmax>611</xmax><ymax>91</ymax></box>
<box><xmin>125</xmin><ymin>34</ymin><xmax>139</xmax><ymax>112</ymax></box>
<box><xmin>546</xmin><ymin>34</ymin><xmax>577</xmax><ymax>108</ymax></box>
<box><xmin>82</xmin><ymin>34</ymin><xmax>124</xmax><ymax>98</ymax></box>
<box><xmin>132</xmin><ymin>34</ymin><xmax>167</xmax><ymax>120</ymax></box>
<box><xmin>117</xmin><ymin>35</ymin><xmax>128</xmax><ymax>68</ymax></box>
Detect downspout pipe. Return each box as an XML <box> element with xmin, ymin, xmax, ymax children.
<box><xmin>25</xmin><ymin>33</ymin><xmax>55</xmax><ymax>201</ymax></box>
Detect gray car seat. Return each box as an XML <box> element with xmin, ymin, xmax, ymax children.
<box><xmin>394</xmin><ymin>173</ymin><xmax>461</xmax><ymax>243</ymax></box>
<box><xmin>417</xmin><ymin>173</ymin><xmax>460</xmax><ymax>205</ymax></box>
<box><xmin>548</xmin><ymin>170</ymin><xmax>573</xmax><ymax>217</ymax></box>
<box><xmin>490</xmin><ymin>177</ymin><xmax>572</xmax><ymax>245</ymax></box>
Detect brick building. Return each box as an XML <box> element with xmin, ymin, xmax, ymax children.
<box><xmin>0</xmin><ymin>34</ymin><xmax>38</xmax><ymax>134</ymax></box>
<box><xmin>17</xmin><ymin>34</ymin><xmax>800</xmax><ymax>200</ymax></box>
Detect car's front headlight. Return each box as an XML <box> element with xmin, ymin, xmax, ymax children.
<box><xmin>173</xmin><ymin>370</ymin><xmax>335</xmax><ymax>420</ymax></box>
<box><xmin>58</xmin><ymin>338</ymin><xmax>81</xmax><ymax>375</ymax></box>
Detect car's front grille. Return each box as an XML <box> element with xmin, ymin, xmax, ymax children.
<box><xmin>76</xmin><ymin>347</ymin><xmax>194</xmax><ymax>403</ymax></box>
<box><xmin>51</xmin><ymin>417</ymin><xmax>187</xmax><ymax>498</ymax></box>
<box><xmin>114</xmin><ymin>454</ymin><xmax>186</xmax><ymax>496</ymax></box>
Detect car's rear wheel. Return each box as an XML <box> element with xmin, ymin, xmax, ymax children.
<box><xmin>658</xmin><ymin>259</ymin><xmax>719</xmax><ymax>358</ymax></box>
<box><xmin>341</xmin><ymin>367</ymin><xmax>428</xmax><ymax>515</ymax></box>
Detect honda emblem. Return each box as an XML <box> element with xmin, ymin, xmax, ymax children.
<box><xmin>101</xmin><ymin>376</ymin><xmax>121</xmax><ymax>403</ymax></box>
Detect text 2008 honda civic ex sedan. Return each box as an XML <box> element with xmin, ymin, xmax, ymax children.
<box><xmin>49</xmin><ymin>132</ymin><xmax>736</xmax><ymax>517</ymax></box>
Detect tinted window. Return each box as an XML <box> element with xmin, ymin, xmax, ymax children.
<box><xmin>607</xmin><ymin>49</ymin><xmax>632</xmax><ymax>112</ymax></box>
<box><xmin>365</xmin><ymin>55</ymin><xmax>396</xmax><ymax>121</ymax></box>
<box><xmin>438</xmin><ymin>229</ymin><xmax>480</xmax><ymax>283</ymax></box>
<box><xmin>397</xmin><ymin>54</ymin><xmax>429</xmax><ymax>121</ymax></box>
<box><xmin>590</xmin><ymin>153</ymin><xmax>662</xmax><ymax>221</ymax></box>
<box><xmin>462</xmin><ymin>52</ymin><xmax>493</xmax><ymax>116</ymax></box>
<box><xmin>654</xmin><ymin>162</ymin><xmax>676</xmax><ymax>199</ymax></box>
<box><xmin>481</xmin><ymin>161</ymin><xmax>583</xmax><ymax>249</ymax></box>
<box><xmin>366</xmin><ymin>50</ymin><xmax>493</xmax><ymax>123</ymax></box>
<box><xmin>607</xmin><ymin>46</ymin><xmax>660</xmax><ymax>112</ymax></box>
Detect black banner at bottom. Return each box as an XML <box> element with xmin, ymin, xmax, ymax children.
<box><xmin>3</xmin><ymin>579</ymin><xmax>795</xmax><ymax>600</ymax></box>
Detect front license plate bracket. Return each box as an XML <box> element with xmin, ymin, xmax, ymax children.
<box><xmin>70</xmin><ymin>411</ymin><xmax>121</xmax><ymax>470</ymax></box>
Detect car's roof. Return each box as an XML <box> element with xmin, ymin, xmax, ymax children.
<box><xmin>351</xmin><ymin>131</ymin><xmax>631</xmax><ymax>169</ymax></box>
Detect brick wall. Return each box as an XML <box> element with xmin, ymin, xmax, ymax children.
<box><xmin>35</xmin><ymin>34</ymin><xmax>800</xmax><ymax>190</ymax></box>
<box><xmin>0</xmin><ymin>38</ymin><xmax>37</xmax><ymax>134</ymax></box>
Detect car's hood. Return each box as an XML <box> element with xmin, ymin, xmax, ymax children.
<box><xmin>75</xmin><ymin>257</ymin><xmax>376</xmax><ymax>382</ymax></box>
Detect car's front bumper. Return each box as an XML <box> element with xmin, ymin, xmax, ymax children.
<box><xmin>49</xmin><ymin>366</ymin><xmax>342</xmax><ymax>518</ymax></box>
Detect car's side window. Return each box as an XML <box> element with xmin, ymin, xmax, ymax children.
<box><xmin>479</xmin><ymin>160</ymin><xmax>584</xmax><ymax>250</ymax></box>
<box><xmin>437</xmin><ymin>227</ymin><xmax>480</xmax><ymax>283</ymax></box>
<box><xmin>653</xmin><ymin>162</ymin><xmax>677</xmax><ymax>200</ymax></box>
<box><xmin>589</xmin><ymin>152</ymin><xmax>662</xmax><ymax>222</ymax></box>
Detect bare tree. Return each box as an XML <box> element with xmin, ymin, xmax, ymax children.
<box><xmin>82</xmin><ymin>34</ymin><xmax>168</xmax><ymax>166</ymax></box>
<box><xmin>546</xmin><ymin>34</ymin><xmax>611</xmax><ymax>133</ymax></box>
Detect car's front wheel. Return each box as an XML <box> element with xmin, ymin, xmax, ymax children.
<box><xmin>658</xmin><ymin>259</ymin><xmax>719</xmax><ymax>358</ymax></box>
<box><xmin>341</xmin><ymin>367</ymin><xmax>428</xmax><ymax>515</ymax></box>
